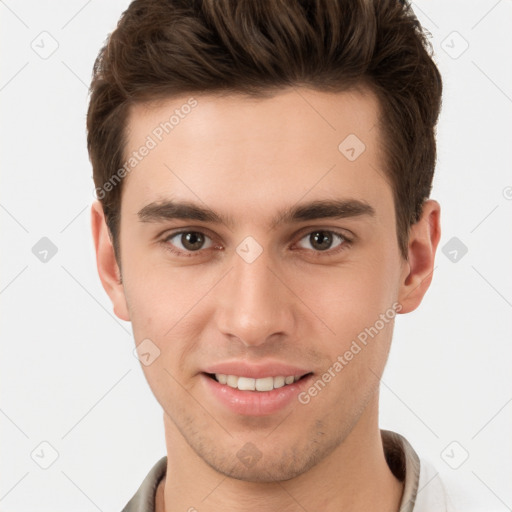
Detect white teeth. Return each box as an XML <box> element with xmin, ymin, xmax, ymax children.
<box><xmin>255</xmin><ymin>376</ymin><xmax>274</xmax><ymax>391</ymax></box>
<box><xmin>214</xmin><ymin>374</ymin><xmax>303</xmax><ymax>391</ymax></box>
<box><xmin>226</xmin><ymin>375</ymin><xmax>238</xmax><ymax>388</ymax></box>
<box><xmin>273</xmin><ymin>376</ymin><xmax>285</xmax><ymax>389</ymax></box>
<box><xmin>238</xmin><ymin>377</ymin><xmax>255</xmax><ymax>391</ymax></box>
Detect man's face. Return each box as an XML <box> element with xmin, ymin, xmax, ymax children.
<box><xmin>114</xmin><ymin>88</ymin><xmax>410</xmax><ymax>481</ymax></box>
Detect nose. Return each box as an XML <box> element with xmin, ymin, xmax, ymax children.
<box><xmin>213</xmin><ymin>248</ymin><xmax>296</xmax><ymax>347</ymax></box>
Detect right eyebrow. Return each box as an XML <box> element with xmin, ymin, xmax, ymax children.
<box><xmin>137</xmin><ymin>200</ymin><xmax>230</xmax><ymax>225</ymax></box>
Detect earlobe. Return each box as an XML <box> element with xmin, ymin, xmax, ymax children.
<box><xmin>398</xmin><ymin>200</ymin><xmax>441</xmax><ymax>314</ymax></box>
<box><xmin>91</xmin><ymin>201</ymin><xmax>130</xmax><ymax>321</ymax></box>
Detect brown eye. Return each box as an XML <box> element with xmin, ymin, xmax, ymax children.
<box><xmin>166</xmin><ymin>231</ymin><xmax>213</xmax><ymax>252</ymax></box>
<box><xmin>310</xmin><ymin>231</ymin><xmax>333</xmax><ymax>251</ymax></box>
<box><xmin>297</xmin><ymin>230</ymin><xmax>346</xmax><ymax>252</ymax></box>
<box><xmin>181</xmin><ymin>232</ymin><xmax>205</xmax><ymax>250</ymax></box>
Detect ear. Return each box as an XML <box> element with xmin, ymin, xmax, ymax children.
<box><xmin>398</xmin><ymin>199</ymin><xmax>441</xmax><ymax>314</ymax></box>
<box><xmin>91</xmin><ymin>201</ymin><xmax>130</xmax><ymax>321</ymax></box>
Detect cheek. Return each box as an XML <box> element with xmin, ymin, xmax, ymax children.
<box><xmin>124</xmin><ymin>267</ymin><xmax>209</xmax><ymax>338</ymax></box>
<box><xmin>121</xmin><ymin>228</ymin><xmax>211</xmax><ymax>325</ymax></box>
<box><xmin>122</xmin><ymin>254</ymin><xmax>218</xmax><ymax>378</ymax></box>
<box><xmin>291</xmin><ymin>258</ymin><xmax>401</xmax><ymax>413</ymax></box>
<box><xmin>122</xmin><ymin>264</ymin><xmax>209</xmax><ymax>408</ymax></box>
<box><xmin>292</xmin><ymin>253</ymin><xmax>400</xmax><ymax>341</ymax></box>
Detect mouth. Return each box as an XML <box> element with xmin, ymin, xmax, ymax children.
<box><xmin>204</xmin><ymin>372</ymin><xmax>313</xmax><ymax>392</ymax></box>
<box><xmin>201</xmin><ymin>367</ymin><xmax>315</xmax><ymax>416</ymax></box>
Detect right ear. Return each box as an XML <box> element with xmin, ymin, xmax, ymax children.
<box><xmin>91</xmin><ymin>201</ymin><xmax>130</xmax><ymax>321</ymax></box>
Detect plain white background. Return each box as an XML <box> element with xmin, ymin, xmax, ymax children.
<box><xmin>1</xmin><ymin>0</ymin><xmax>511</xmax><ymax>510</ymax></box>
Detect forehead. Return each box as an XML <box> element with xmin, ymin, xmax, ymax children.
<box><xmin>121</xmin><ymin>88</ymin><xmax>392</xmax><ymax>222</ymax></box>
<box><xmin>126</xmin><ymin>87</ymin><xmax>381</xmax><ymax>154</ymax></box>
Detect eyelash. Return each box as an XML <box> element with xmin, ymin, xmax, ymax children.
<box><xmin>160</xmin><ymin>229</ymin><xmax>353</xmax><ymax>258</ymax></box>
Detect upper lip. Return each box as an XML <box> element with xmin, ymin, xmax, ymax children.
<box><xmin>202</xmin><ymin>361</ymin><xmax>312</xmax><ymax>379</ymax></box>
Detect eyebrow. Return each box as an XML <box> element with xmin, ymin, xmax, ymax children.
<box><xmin>137</xmin><ymin>198</ymin><xmax>375</xmax><ymax>229</ymax></box>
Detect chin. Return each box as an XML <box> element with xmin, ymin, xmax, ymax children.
<box><xmin>197</xmin><ymin>434</ymin><xmax>339</xmax><ymax>484</ymax></box>
<box><xmin>207</xmin><ymin>456</ymin><xmax>314</xmax><ymax>483</ymax></box>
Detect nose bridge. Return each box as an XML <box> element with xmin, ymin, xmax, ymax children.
<box><xmin>215</xmin><ymin>248</ymin><xmax>293</xmax><ymax>346</ymax></box>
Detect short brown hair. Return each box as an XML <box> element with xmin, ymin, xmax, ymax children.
<box><xmin>87</xmin><ymin>0</ymin><xmax>442</xmax><ymax>261</ymax></box>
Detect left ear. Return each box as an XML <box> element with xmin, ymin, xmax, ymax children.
<box><xmin>398</xmin><ymin>199</ymin><xmax>441</xmax><ymax>313</ymax></box>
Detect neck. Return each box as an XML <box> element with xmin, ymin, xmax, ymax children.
<box><xmin>157</xmin><ymin>398</ymin><xmax>404</xmax><ymax>512</ymax></box>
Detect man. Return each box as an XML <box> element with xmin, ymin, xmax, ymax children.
<box><xmin>88</xmin><ymin>0</ymin><xmax>448</xmax><ymax>510</ymax></box>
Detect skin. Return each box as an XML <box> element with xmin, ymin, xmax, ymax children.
<box><xmin>91</xmin><ymin>87</ymin><xmax>440</xmax><ymax>512</ymax></box>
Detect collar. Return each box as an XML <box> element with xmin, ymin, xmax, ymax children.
<box><xmin>121</xmin><ymin>429</ymin><xmax>436</xmax><ymax>512</ymax></box>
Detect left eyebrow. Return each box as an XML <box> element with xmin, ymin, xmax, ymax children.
<box><xmin>269</xmin><ymin>199</ymin><xmax>376</xmax><ymax>230</ymax></box>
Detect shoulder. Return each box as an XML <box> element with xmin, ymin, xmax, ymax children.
<box><xmin>417</xmin><ymin>457</ymin><xmax>504</xmax><ymax>512</ymax></box>
<box><xmin>382</xmin><ymin>430</ymin><xmax>486</xmax><ymax>512</ymax></box>
<box><xmin>413</xmin><ymin>457</ymin><xmax>451</xmax><ymax>512</ymax></box>
<box><xmin>121</xmin><ymin>456</ymin><xmax>167</xmax><ymax>512</ymax></box>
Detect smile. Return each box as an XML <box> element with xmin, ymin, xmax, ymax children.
<box><xmin>210</xmin><ymin>373</ymin><xmax>306</xmax><ymax>392</ymax></box>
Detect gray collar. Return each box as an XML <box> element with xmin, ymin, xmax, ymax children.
<box><xmin>121</xmin><ymin>429</ymin><xmax>421</xmax><ymax>512</ymax></box>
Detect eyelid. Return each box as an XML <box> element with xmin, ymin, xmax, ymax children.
<box><xmin>157</xmin><ymin>229</ymin><xmax>213</xmax><ymax>259</ymax></box>
<box><xmin>300</xmin><ymin>223</ymin><xmax>352</xmax><ymax>235</ymax></box>
<box><xmin>167</xmin><ymin>231</ymin><xmax>214</xmax><ymax>248</ymax></box>
<box><xmin>293</xmin><ymin>225</ymin><xmax>354</xmax><ymax>244</ymax></box>
<box><xmin>160</xmin><ymin>226</ymin><xmax>218</xmax><ymax>242</ymax></box>
<box><xmin>292</xmin><ymin>228</ymin><xmax>353</xmax><ymax>253</ymax></box>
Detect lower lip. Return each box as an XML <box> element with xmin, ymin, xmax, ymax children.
<box><xmin>201</xmin><ymin>373</ymin><xmax>314</xmax><ymax>416</ymax></box>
